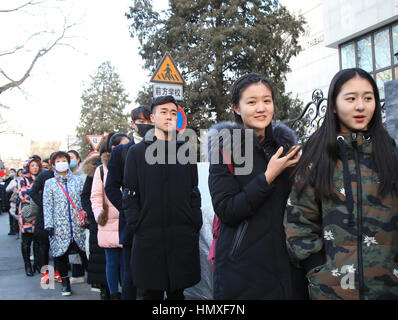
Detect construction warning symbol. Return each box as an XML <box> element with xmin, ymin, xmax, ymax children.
<box><xmin>150</xmin><ymin>52</ymin><xmax>185</xmax><ymax>85</ymax></box>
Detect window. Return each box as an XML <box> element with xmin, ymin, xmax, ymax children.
<box><xmin>374</xmin><ymin>28</ymin><xmax>391</xmax><ymax>70</ymax></box>
<box><xmin>339</xmin><ymin>21</ymin><xmax>398</xmax><ymax>100</ymax></box>
<box><xmin>341</xmin><ymin>43</ymin><xmax>356</xmax><ymax>69</ymax></box>
<box><xmin>357</xmin><ymin>36</ymin><xmax>372</xmax><ymax>72</ymax></box>
<box><xmin>393</xmin><ymin>24</ymin><xmax>398</xmax><ymax>64</ymax></box>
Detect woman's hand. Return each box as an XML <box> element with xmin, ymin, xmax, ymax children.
<box><xmin>265</xmin><ymin>145</ymin><xmax>301</xmax><ymax>184</ymax></box>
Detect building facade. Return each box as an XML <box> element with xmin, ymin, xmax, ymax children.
<box><xmin>284</xmin><ymin>0</ymin><xmax>398</xmax><ymax>104</ymax></box>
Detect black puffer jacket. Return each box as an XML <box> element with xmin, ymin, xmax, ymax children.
<box><xmin>29</xmin><ymin>169</ymin><xmax>54</xmax><ymax>234</ymax></box>
<box><xmin>81</xmin><ymin>154</ymin><xmax>107</xmax><ymax>286</ymax></box>
<box><xmin>207</xmin><ymin>121</ymin><xmax>308</xmax><ymax>300</ymax></box>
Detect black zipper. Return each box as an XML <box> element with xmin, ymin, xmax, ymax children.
<box><xmin>229</xmin><ymin>220</ymin><xmax>249</xmax><ymax>258</ymax></box>
<box><xmin>352</xmin><ymin>134</ymin><xmax>364</xmax><ymax>300</ymax></box>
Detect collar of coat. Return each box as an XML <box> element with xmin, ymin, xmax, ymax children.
<box><xmin>142</xmin><ymin>130</ymin><xmax>186</xmax><ymax>146</ymax></box>
<box><xmin>81</xmin><ymin>154</ymin><xmax>101</xmax><ymax>178</ymax></box>
<box><xmin>335</xmin><ymin>131</ymin><xmax>372</xmax><ymax>156</ymax></box>
<box><xmin>54</xmin><ymin>169</ymin><xmax>74</xmax><ymax>183</ymax></box>
<box><xmin>203</xmin><ymin>121</ymin><xmax>297</xmax><ymax>162</ymax></box>
<box><xmin>101</xmin><ymin>152</ymin><xmax>111</xmax><ymax>167</ymax></box>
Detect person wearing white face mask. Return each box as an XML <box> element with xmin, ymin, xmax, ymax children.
<box><xmin>68</xmin><ymin>150</ymin><xmax>87</xmax><ymax>182</ymax></box>
<box><xmin>43</xmin><ymin>151</ymin><xmax>88</xmax><ymax>296</ymax></box>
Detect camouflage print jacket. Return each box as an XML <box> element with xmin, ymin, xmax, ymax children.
<box><xmin>284</xmin><ymin>132</ymin><xmax>398</xmax><ymax>300</ymax></box>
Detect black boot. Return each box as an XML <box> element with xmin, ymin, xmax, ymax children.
<box><xmin>100</xmin><ymin>285</ymin><xmax>110</xmax><ymax>300</ymax></box>
<box><xmin>32</xmin><ymin>240</ymin><xmax>40</xmax><ymax>274</ymax></box>
<box><xmin>110</xmin><ymin>292</ymin><xmax>121</xmax><ymax>300</ymax></box>
<box><xmin>24</xmin><ymin>262</ymin><xmax>34</xmax><ymax>276</ymax></box>
<box><xmin>8</xmin><ymin>214</ymin><xmax>16</xmax><ymax>235</ymax></box>
<box><xmin>21</xmin><ymin>236</ymin><xmax>33</xmax><ymax>277</ymax></box>
<box><xmin>61</xmin><ymin>277</ymin><xmax>72</xmax><ymax>296</ymax></box>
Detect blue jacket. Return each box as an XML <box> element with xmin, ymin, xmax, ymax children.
<box><xmin>105</xmin><ymin>138</ymin><xmax>135</xmax><ymax>246</ymax></box>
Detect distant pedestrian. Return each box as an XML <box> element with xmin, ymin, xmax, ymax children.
<box><xmin>1</xmin><ymin>168</ymin><xmax>16</xmax><ymax>235</ymax></box>
<box><xmin>17</xmin><ymin>158</ymin><xmax>42</xmax><ymax>277</ymax></box>
<box><xmin>6</xmin><ymin>169</ymin><xmax>20</xmax><ymax>236</ymax></box>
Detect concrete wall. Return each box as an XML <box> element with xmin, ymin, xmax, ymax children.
<box><xmin>284</xmin><ymin>1</ymin><xmax>339</xmax><ymax>106</ymax></box>
<box><xmin>323</xmin><ymin>0</ymin><xmax>398</xmax><ymax>48</ymax></box>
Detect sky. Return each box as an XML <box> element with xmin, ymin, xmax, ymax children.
<box><xmin>0</xmin><ymin>0</ymin><xmax>169</xmax><ymax>143</ymax></box>
<box><xmin>0</xmin><ymin>0</ymin><xmax>296</xmax><ymax>145</ymax></box>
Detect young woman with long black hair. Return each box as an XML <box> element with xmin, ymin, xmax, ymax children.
<box><xmin>284</xmin><ymin>68</ymin><xmax>398</xmax><ymax>300</ymax></box>
<box><xmin>207</xmin><ymin>73</ymin><xmax>308</xmax><ymax>299</ymax></box>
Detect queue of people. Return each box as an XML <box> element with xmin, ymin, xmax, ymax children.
<box><xmin>0</xmin><ymin>68</ymin><xmax>397</xmax><ymax>300</ymax></box>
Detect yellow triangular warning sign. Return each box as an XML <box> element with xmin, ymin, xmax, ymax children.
<box><xmin>150</xmin><ymin>52</ymin><xmax>185</xmax><ymax>85</ymax></box>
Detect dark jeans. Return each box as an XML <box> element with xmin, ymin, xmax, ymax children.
<box><xmin>121</xmin><ymin>245</ymin><xmax>136</xmax><ymax>300</ymax></box>
<box><xmin>104</xmin><ymin>248</ymin><xmax>125</xmax><ymax>294</ymax></box>
<box><xmin>142</xmin><ymin>289</ymin><xmax>185</xmax><ymax>300</ymax></box>
<box><xmin>54</xmin><ymin>242</ymin><xmax>88</xmax><ymax>278</ymax></box>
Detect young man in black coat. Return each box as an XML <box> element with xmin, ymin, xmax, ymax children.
<box><xmin>123</xmin><ymin>96</ymin><xmax>202</xmax><ymax>300</ymax></box>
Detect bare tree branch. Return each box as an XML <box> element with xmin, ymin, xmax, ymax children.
<box><xmin>0</xmin><ymin>31</ymin><xmax>51</xmax><ymax>57</ymax></box>
<box><xmin>0</xmin><ymin>20</ymin><xmax>78</xmax><ymax>95</ymax></box>
<box><xmin>0</xmin><ymin>0</ymin><xmax>47</xmax><ymax>13</ymax></box>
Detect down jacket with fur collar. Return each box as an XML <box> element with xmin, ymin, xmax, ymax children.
<box><xmin>207</xmin><ymin>121</ymin><xmax>308</xmax><ymax>300</ymax></box>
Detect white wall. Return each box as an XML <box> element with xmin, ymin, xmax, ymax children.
<box><xmin>283</xmin><ymin>1</ymin><xmax>339</xmax><ymax>107</ymax></box>
<box><xmin>324</xmin><ymin>0</ymin><xmax>398</xmax><ymax>48</ymax></box>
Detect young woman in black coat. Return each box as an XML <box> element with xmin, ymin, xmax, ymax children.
<box><xmin>207</xmin><ymin>73</ymin><xmax>308</xmax><ymax>299</ymax></box>
<box><xmin>81</xmin><ymin>153</ymin><xmax>110</xmax><ymax>300</ymax></box>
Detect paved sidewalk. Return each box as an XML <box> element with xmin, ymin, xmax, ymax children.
<box><xmin>0</xmin><ymin>212</ymin><xmax>99</xmax><ymax>300</ymax></box>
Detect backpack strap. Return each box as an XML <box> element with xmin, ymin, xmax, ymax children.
<box><xmin>99</xmin><ymin>165</ymin><xmax>104</xmax><ymax>182</ymax></box>
<box><xmin>120</xmin><ymin>143</ymin><xmax>130</xmax><ymax>178</ymax></box>
<box><xmin>219</xmin><ymin>148</ymin><xmax>234</xmax><ymax>175</ymax></box>
<box><xmin>207</xmin><ymin>147</ymin><xmax>234</xmax><ymax>273</ymax></box>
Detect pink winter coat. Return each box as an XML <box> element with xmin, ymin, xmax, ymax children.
<box><xmin>90</xmin><ymin>161</ymin><xmax>122</xmax><ymax>248</ymax></box>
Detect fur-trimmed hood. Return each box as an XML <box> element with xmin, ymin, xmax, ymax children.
<box><xmin>101</xmin><ymin>151</ymin><xmax>111</xmax><ymax>167</ymax></box>
<box><xmin>81</xmin><ymin>154</ymin><xmax>101</xmax><ymax>178</ymax></box>
<box><xmin>204</xmin><ymin>121</ymin><xmax>297</xmax><ymax>162</ymax></box>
